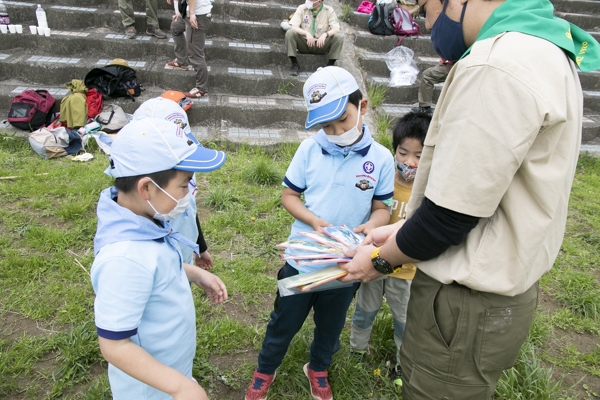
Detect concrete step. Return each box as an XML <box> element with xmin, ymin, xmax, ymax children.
<box><xmin>552</xmin><ymin>0</ymin><xmax>600</xmax><ymax>14</ymax></box>
<box><xmin>0</xmin><ymin>51</ymin><xmax>328</xmax><ymax>97</ymax></box>
<box><xmin>556</xmin><ymin>11</ymin><xmax>600</xmax><ymax>31</ymax></box>
<box><xmin>377</xmin><ymin>102</ymin><xmax>600</xmax><ymax>145</ymax></box>
<box><xmin>0</xmin><ymin>30</ymin><xmax>336</xmax><ymax>70</ymax></box>
<box><xmin>3</xmin><ymin>1</ymin><xmax>294</xmax><ymax>40</ymax></box>
<box><xmin>354</xmin><ymin>29</ymin><xmax>438</xmax><ymax>56</ymax></box>
<box><xmin>0</xmin><ymin>80</ymin><xmax>316</xmax><ymax>140</ymax></box>
<box><xmin>359</xmin><ymin>52</ymin><xmax>600</xmax><ymax>92</ymax></box>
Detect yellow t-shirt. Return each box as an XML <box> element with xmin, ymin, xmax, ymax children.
<box><xmin>388</xmin><ymin>180</ymin><xmax>416</xmax><ymax>280</ymax></box>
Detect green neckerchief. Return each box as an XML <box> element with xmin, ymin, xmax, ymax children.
<box><xmin>461</xmin><ymin>0</ymin><xmax>600</xmax><ymax>72</ymax></box>
<box><xmin>311</xmin><ymin>3</ymin><xmax>324</xmax><ymax>37</ymax></box>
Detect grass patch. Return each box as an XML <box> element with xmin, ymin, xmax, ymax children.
<box><xmin>1</xmin><ymin>133</ymin><xmax>600</xmax><ymax>399</ymax></box>
<box><xmin>339</xmin><ymin>4</ymin><xmax>353</xmax><ymax>23</ymax></box>
<box><xmin>367</xmin><ymin>83</ymin><xmax>388</xmax><ymax>109</ymax></box>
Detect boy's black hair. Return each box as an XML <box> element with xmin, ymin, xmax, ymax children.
<box><xmin>347</xmin><ymin>89</ymin><xmax>363</xmax><ymax>108</ymax></box>
<box><xmin>392</xmin><ymin>112</ymin><xmax>431</xmax><ymax>151</ymax></box>
<box><xmin>114</xmin><ymin>169</ymin><xmax>179</xmax><ymax>194</ymax></box>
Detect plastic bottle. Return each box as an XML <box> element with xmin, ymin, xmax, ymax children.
<box><xmin>0</xmin><ymin>0</ymin><xmax>10</xmax><ymax>26</ymax></box>
<box><xmin>35</xmin><ymin>4</ymin><xmax>47</xmax><ymax>29</ymax></box>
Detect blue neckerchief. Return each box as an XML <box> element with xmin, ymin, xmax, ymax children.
<box><xmin>312</xmin><ymin>124</ymin><xmax>374</xmax><ymax>156</ymax></box>
<box><xmin>93</xmin><ymin>187</ymin><xmax>200</xmax><ymax>259</ymax></box>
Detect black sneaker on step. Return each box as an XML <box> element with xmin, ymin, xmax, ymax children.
<box><xmin>289</xmin><ymin>63</ymin><xmax>300</xmax><ymax>76</ymax></box>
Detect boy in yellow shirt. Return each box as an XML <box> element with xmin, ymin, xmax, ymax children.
<box><xmin>349</xmin><ymin>112</ymin><xmax>431</xmax><ymax>378</ymax></box>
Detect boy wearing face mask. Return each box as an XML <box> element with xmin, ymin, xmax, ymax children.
<box><xmin>91</xmin><ymin>117</ymin><xmax>228</xmax><ymax>399</ymax></box>
<box><xmin>133</xmin><ymin>97</ymin><xmax>215</xmax><ymax>271</ymax></box>
<box><xmin>349</xmin><ymin>112</ymin><xmax>430</xmax><ymax>380</ymax></box>
<box><xmin>245</xmin><ymin>66</ymin><xmax>394</xmax><ymax>400</ymax></box>
<box><xmin>286</xmin><ymin>0</ymin><xmax>343</xmax><ymax>76</ymax></box>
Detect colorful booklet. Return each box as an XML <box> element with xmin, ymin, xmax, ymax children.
<box><xmin>296</xmin><ymin>258</ymin><xmax>351</xmax><ymax>266</ymax></box>
<box><xmin>280</xmin><ymin>253</ymin><xmax>349</xmax><ymax>260</ymax></box>
<box><xmin>276</xmin><ymin>239</ymin><xmax>344</xmax><ymax>254</ymax></box>
<box><xmin>319</xmin><ymin>225</ymin><xmax>365</xmax><ymax>250</ymax></box>
<box><xmin>298</xmin><ymin>231</ymin><xmax>347</xmax><ymax>252</ymax></box>
<box><xmin>282</xmin><ymin>265</ymin><xmax>349</xmax><ymax>289</ymax></box>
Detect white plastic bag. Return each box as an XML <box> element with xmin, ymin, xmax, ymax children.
<box><xmin>385</xmin><ymin>46</ymin><xmax>419</xmax><ymax>87</ymax></box>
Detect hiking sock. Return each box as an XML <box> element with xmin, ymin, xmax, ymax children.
<box><xmin>290</xmin><ymin>56</ymin><xmax>299</xmax><ymax>66</ymax></box>
<box><xmin>327</xmin><ymin>59</ymin><xmax>337</xmax><ymax>66</ymax></box>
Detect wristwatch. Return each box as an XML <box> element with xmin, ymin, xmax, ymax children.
<box><xmin>371</xmin><ymin>247</ymin><xmax>398</xmax><ymax>275</ymax></box>
<box><xmin>325</xmin><ymin>32</ymin><xmax>329</xmax><ymax>37</ymax></box>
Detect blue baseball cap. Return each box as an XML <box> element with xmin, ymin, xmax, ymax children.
<box><xmin>303</xmin><ymin>66</ymin><xmax>360</xmax><ymax>129</ymax></box>
<box><xmin>133</xmin><ymin>97</ymin><xmax>199</xmax><ymax>145</ymax></box>
<box><xmin>105</xmin><ymin>117</ymin><xmax>226</xmax><ymax>178</ymax></box>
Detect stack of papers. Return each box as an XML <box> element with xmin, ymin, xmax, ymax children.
<box><xmin>276</xmin><ymin>225</ymin><xmax>365</xmax><ymax>293</ymax></box>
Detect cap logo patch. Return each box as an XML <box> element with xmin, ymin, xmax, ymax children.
<box><xmin>363</xmin><ymin>161</ymin><xmax>374</xmax><ymax>174</ymax></box>
<box><xmin>310</xmin><ymin>91</ymin><xmax>327</xmax><ymax>104</ymax></box>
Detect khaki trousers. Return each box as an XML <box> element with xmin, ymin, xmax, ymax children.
<box><xmin>417</xmin><ymin>63</ymin><xmax>452</xmax><ymax>107</ymax></box>
<box><xmin>400</xmin><ymin>269</ymin><xmax>538</xmax><ymax>399</ymax></box>
<box><xmin>118</xmin><ymin>0</ymin><xmax>159</xmax><ymax>28</ymax></box>
<box><xmin>285</xmin><ymin>30</ymin><xmax>344</xmax><ymax>61</ymax></box>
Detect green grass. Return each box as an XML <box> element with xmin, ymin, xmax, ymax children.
<box><xmin>1</xmin><ymin>133</ymin><xmax>600</xmax><ymax>399</ymax></box>
<box><xmin>367</xmin><ymin>84</ymin><xmax>388</xmax><ymax>109</ymax></box>
<box><xmin>339</xmin><ymin>4</ymin><xmax>353</xmax><ymax>23</ymax></box>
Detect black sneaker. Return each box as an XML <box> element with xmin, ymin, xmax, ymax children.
<box><xmin>410</xmin><ymin>106</ymin><xmax>433</xmax><ymax>114</ymax></box>
<box><xmin>289</xmin><ymin>63</ymin><xmax>300</xmax><ymax>76</ymax></box>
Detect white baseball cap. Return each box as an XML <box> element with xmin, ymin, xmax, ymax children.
<box><xmin>303</xmin><ymin>66</ymin><xmax>360</xmax><ymax>129</ymax></box>
<box><xmin>133</xmin><ymin>97</ymin><xmax>197</xmax><ymax>144</ymax></box>
<box><xmin>105</xmin><ymin>117</ymin><xmax>226</xmax><ymax>178</ymax></box>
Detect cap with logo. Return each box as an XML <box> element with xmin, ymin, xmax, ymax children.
<box><xmin>133</xmin><ymin>97</ymin><xmax>199</xmax><ymax>144</ymax></box>
<box><xmin>105</xmin><ymin>117</ymin><xmax>226</xmax><ymax>178</ymax></box>
<box><xmin>303</xmin><ymin>66</ymin><xmax>360</xmax><ymax>129</ymax></box>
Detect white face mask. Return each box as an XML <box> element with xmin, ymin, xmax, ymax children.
<box><xmin>305</xmin><ymin>0</ymin><xmax>316</xmax><ymax>9</ymax></box>
<box><xmin>326</xmin><ymin>103</ymin><xmax>362</xmax><ymax>147</ymax></box>
<box><xmin>146</xmin><ymin>178</ymin><xmax>191</xmax><ymax>221</ymax></box>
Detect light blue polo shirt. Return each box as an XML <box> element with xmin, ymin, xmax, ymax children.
<box><xmin>283</xmin><ymin>126</ymin><xmax>395</xmax><ymax>273</ymax></box>
<box><xmin>91</xmin><ymin>187</ymin><xmax>197</xmax><ymax>399</ymax></box>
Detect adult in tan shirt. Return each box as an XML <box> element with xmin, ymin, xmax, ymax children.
<box><xmin>339</xmin><ymin>0</ymin><xmax>599</xmax><ymax>398</ymax></box>
<box><xmin>286</xmin><ymin>0</ymin><xmax>342</xmax><ymax>76</ymax></box>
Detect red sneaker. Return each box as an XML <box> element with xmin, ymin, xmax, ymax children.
<box><xmin>303</xmin><ymin>363</ymin><xmax>333</xmax><ymax>400</ymax></box>
<box><xmin>245</xmin><ymin>370</ymin><xmax>276</xmax><ymax>400</ymax></box>
<box><xmin>166</xmin><ymin>59</ymin><xmax>192</xmax><ymax>71</ymax></box>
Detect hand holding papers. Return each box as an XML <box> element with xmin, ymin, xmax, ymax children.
<box><xmin>276</xmin><ymin>226</ymin><xmax>364</xmax><ymax>295</ymax></box>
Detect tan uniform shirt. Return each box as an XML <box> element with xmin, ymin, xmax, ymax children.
<box><xmin>406</xmin><ymin>32</ymin><xmax>582</xmax><ymax>296</ymax></box>
<box><xmin>290</xmin><ymin>4</ymin><xmax>340</xmax><ymax>38</ymax></box>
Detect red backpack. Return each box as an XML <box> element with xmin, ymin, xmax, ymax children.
<box><xmin>86</xmin><ymin>88</ymin><xmax>103</xmax><ymax>118</ymax></box>
<box><xmin>392</xmin><ymin>7</ymin><xmax>421</xmax><ymax>46</ymax></box>
<box><xmin>7</xmin><ymin>89</ymin><xmax>56</xmax><ymax>131</ymax></box>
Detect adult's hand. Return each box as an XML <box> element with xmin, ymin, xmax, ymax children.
<box><xmin>339</xmin><ymin>243</ymin><xmax>383</xmax><ymax>283</ymax></box>
<box><xmin>172</xmin><ymin>12</ymin><xmax>181</xmax><ymax>21</ymax></box>
<box><xmin>316</xmin><ymin>33</ymin><xmax>327</xmax><ymax>47</ymax></box>
<box><xmin>305</xmin><ymin>33</ymin><xmax>316</xmax><ymax>47</ymax></box>
<box><xmin>190</xmin><ymin>14</ymin><xmax>198</xmax><ymax>29</ymax></box>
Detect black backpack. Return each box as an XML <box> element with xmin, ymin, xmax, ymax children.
<box><xmin>368</xmin><ymin>4</ymin><xmax>394</xmax><ymax>36</ymax></box>
<box><xmin>84</xmin><ymin>65</ymin><xmax>142</xmax><ymax>101</ymax></box>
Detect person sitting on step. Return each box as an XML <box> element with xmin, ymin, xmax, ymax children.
<box><xmin>286</xmin><ymin>0</ymin><xmax>343</xmax><ymax>76</ymax></box>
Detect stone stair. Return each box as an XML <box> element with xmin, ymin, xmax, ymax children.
<box><xmin>0</xmin><ymin>0</ymin><xmax>599</xmax><ymax>148</ymax></box>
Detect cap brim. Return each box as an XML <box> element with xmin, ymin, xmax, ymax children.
<box><xmin>174</xmin><ymin>145</ymin><xmax>226</xmax><ymax>172</ymax></box>
<box><xmin>305</xmin><ymin>96</ymin><xmax>349</xmax><ymax>130</ymax></box>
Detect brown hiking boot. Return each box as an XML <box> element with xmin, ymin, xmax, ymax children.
<box><xmin>124</xmin><ymin>25</ymin><xmax>136</xmax><ymax>39</ymax></box>
<box><xmin>146</xmin><ymin>25</ymin><xmax>167</xmax><ymax>39</ymax></box>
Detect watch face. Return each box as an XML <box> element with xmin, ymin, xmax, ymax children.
<box><xmin>372</xmin><ymin>257</ymin><xmax>392</xmax><ymax>274</ymax></box>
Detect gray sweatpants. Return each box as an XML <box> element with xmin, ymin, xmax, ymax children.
<box><xmin>350</xmin><ymin>276</ymin><xmax>411</xmax><ymax>366</ymax></box>
<box><xmin>171</xmin><ymin>14</ymin><xmax>211</xmax><ymax>92</ymax></box>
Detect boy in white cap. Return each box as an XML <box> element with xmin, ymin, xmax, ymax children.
<box><xmin>91</xmin><ymin>117</ymin><xmax>227</xmax><ymax>399</ymax></box>
<box><xmin>245</xmin><ymin>66</ymin><xmax>395</xmax><ymax>400</ymax></box>
<box><xmin>133</xmin><ymin>97</ymin><xmax>216</xmax><ymax>270</ymax></box>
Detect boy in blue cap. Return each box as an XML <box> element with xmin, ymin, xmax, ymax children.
<box><xmin>133</xmin><ymin>97</ymin><xmax>216</xmax><ymax>270</ymax></box>
<box><xmin>245</xmin><ymin>66</ymin><xmax>395</xmax><ymax>400</ymax></box>
<box><xmin>91</xmin><ymin>117</ymin><xmax>227</xmax><ymax>399</ymax></box>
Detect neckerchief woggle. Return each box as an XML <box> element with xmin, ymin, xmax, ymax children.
<box><xmin>461</xmin><ymin>0</ymin><xmax>600</xmax><ymax>72</ymax></box>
